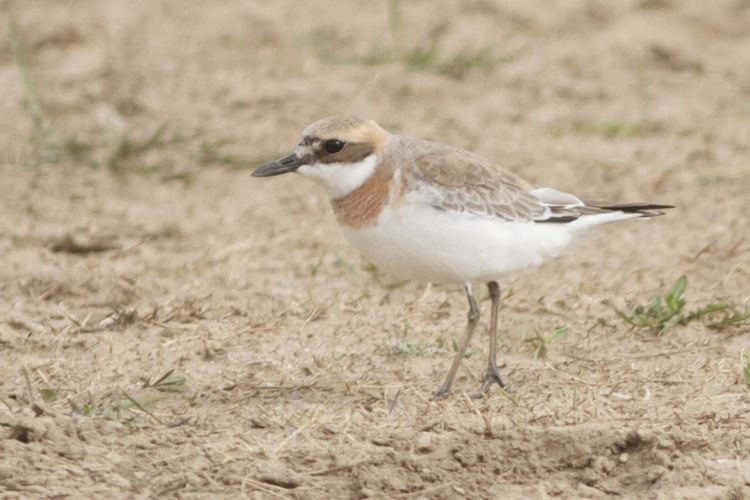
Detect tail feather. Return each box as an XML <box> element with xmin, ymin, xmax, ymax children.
<box><xmin>539</xmin><ymin>201</ymin><xmax>674</xmax><ymax>225</ymax></box>
<box><xmin>588</xmin><ymin>201</ymin><xmax>675</xmax><ymax>218</ymax></box>
<box><xmin>531</xmin><ymin>188</ymin><xmax>674</xmax><ymax>223</ymax></box>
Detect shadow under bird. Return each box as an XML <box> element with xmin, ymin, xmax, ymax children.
<box><xmin>253</xmin><ymin>116</ymin><xmax>673</xmax><ymax>400</ymax></box>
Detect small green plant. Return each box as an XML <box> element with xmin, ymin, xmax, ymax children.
<box><xmin>742</xmin><ymin>350</ymin><xmax>750</xmax><ymax>387</ymax></box>
<box><xmin>143</xmin><ymin>369</ymin><xmax>188</xmax><ymax>392</ymax></box>
<box><xmin>106</xmin><ymin>124</ymin><xmax>196</xmax><ymax>173</ymax></box>
<box><xmin>73</xmin><ymin>370</ymin><xmax>191</xmax><ymax>429</ymax></box>
<box><xmin>81</xmin><ymin>403</ymin><xmax>95</xmax><ymax>417</ymax></box>
<box><xmin>9</xmin><ymin>21</ymin><xmax>198</xmax><ymax>171</ymax></box>
<box><xmin>38</xmin><ymin>387</ymin><xmax>58</xmax><ymax>403</ymax></box>
<box><xmin>615</xmin><ymin>275</ymin><xmax>687</xmax><ymax>332</ymax></box>
<box><xmin>615</xmin><ymin>275</ymin><xmax>750</xmax><ymax>333</ymax></box>
<box><xmin>194</xmin><ymin>136</ymin><xmax>245</xmax><ymax>168</ymax></box>
<box><xmin>438</xmin><ymin>47</ymin><xmax>498</xmax><ymax>79</ymax></box>
<box><xmin>571</xmin><ymin>120</ymin><xmax>659</xmax><ymax>139</ymax></box>
<box><xmin>309</xmin><ymin>252</ymin><xmax>328</xmax><ymax>277</ymax></box>
<box><xmin>8</xmin><ymin>19</ymin><xmax>84</xmax><ymax>164</ymax></box>
<box><xmin>702</xmin><ymin>307</ymin><xmax>750</xmax><ymax>330</ymax></box>
<box><xmin>384</xmin><ymin>320</ymin><xmax>443</xmax><ymax>357</ymax></box>
<box><xmin>151</xmin><ymin>374</ymin><xmax>187</xmax><ymax>393</ymax></box>
<box><xmin>106</xmin><ymin>392</ymin><xmax>167</xmax><ymax>419</ymax></box>
<box><xmin>312</xmin><ymin>0</ymin><xmax>499</xmax><ymax>79</ymax></box>
<box><xmin>357</xmin><ymin>41</ymin><xmax>498</xmax><ymax>79</ymax></box>
<box><xmin>385</xmin><ymin>340</ymin><xmax>438</xmax><ymax>356</ymax></box>
<box><xmin>524</xmin><ymin>326</ymin><xmax>568</xmax><ymax>359</ymax></box>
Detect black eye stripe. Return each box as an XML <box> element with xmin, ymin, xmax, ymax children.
<box><xmin>317</xmin><ymin>142</ymin><xmax>373</xmax><ymax>164</ymax></box>
<box><xmin>323</xmin><ymin>139</ymin><xmax>345</xmax><ymax>154</ymax></box>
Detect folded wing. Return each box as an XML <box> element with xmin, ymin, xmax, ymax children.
<box><xmin>399</xmin><ymin>138</ymin><xmax>672</xmax><ymax>224</ymax></box>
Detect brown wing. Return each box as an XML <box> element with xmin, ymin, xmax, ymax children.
<box><xmin>395</xmin><ymin>137</ymin><xmax>549</xmax><ymax>222</ymax></box>
<box><xmin>391</xmin><ymin>137</ymin><xmax>674</xmax><ymax>223</ymax></box>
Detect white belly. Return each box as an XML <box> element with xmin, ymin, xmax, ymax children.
<box><xmin>340</xmin><ymin>203</ymin><xmax>576</xmax><ymax>285</ymax></box>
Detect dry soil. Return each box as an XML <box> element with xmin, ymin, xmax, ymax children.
<box><xmin>1</xmin><ymin>1</ymin><xmax>749</xmax><ymax>498</ymax></box>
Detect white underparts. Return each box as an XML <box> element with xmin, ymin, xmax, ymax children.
<box><xmin>296</xmin><ymin>154</ymin><xmax>378</xmax><ymax>199</ymax></box>
<box><xmin>340</xmin><ymin>195</ymin><xmax>646</xmax><ymax>285</ymax></box>
<box><xmin>341</xmin><ymin>202</ymin><xmax>576</xmax><ymax>285</ymax></box>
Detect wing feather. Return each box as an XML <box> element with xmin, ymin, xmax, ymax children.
<box><xmin>395</xmin><ymin>137</ymin><xmax>547</xmax><ymax>222</ymax></box>
<box><xmin>389</xmin><ymin>136</ymin><xmax>672</xmax><ymax>223</ymax></box>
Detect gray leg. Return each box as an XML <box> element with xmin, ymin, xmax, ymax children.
<box><xmin>479</xmin><ymin>281</ymin><xmax>506</xmax><ymax>393</ymax></box>
<box><xmin>432</xmin><ymin>283</ymin><xmax>480</xmax><ymax>400</ymax></box>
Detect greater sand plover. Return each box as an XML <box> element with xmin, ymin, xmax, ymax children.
<box><xmin>253</xmin><ymin>116</ymin><xmax>672</xmax><ymax>399</ymax></box>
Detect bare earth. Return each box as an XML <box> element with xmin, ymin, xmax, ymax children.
<box><xmin>1</xmin><ymin>1</ymin><xmax>749</xmax><ymax>498</ymax></box>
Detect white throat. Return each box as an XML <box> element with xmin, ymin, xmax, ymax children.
<box><xmin>297</xmin><ymin>154</ymin><xmax>378</xmax><ymax>199</ymax></box>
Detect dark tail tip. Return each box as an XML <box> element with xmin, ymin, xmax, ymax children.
<box><xmin>595</xmin><ymin>202</ymin><xmax>675</xmax><ymax>218</ymax></box>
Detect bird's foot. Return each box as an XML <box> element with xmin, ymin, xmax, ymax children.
<box><xmin>475</xmin><ymin>366</ymin><xmax>506</xmax><ymax>397</ymax></box>
<box><xmin>431</xmin><ymin>384</ymin><xmax>452</xmax><ymax>401</ymax></box>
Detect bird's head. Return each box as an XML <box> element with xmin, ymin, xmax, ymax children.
<box><xmin>253</xmin><ymin>116</ymin><xmax>389</xmax><ymax>199</ymax></box>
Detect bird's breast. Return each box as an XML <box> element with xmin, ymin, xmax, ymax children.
<box><xmin>330</xmin><ymin>168</ymin><xmax>407</xmax><ymax>229</ymax></box>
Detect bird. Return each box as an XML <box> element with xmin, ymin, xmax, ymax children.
<box><xmin>252</xmin><ymin>116</ymin><xmax>672</xmax><ymax>400</ymax></box>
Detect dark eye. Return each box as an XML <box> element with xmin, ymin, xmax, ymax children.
<box><xmin>323</xmin><ymin>139</ymin><xmax>345</xmax><ymax>154</ymax></box>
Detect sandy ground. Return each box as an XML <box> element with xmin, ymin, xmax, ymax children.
<box><xmin>1</xmin><ymin>0</ymin><xmax>749</xmax><ymax>498</ymax></box>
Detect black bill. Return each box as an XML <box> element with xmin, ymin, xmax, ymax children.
<box><xmin>252</xmin><ymin>153</ymin><xmax>305</xmax><ymax>177</ymax></box>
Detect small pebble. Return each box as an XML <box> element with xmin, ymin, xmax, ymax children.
<box><xmin>416</xmin><ymin>432</ymin><xmax>433</xmax><ymax>453</ymax></box>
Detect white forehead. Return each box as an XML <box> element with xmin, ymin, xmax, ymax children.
<box><xmin>294</xmin><ymin>143</ymin><xmax>315</xmax><ymax>158</ymax></box>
